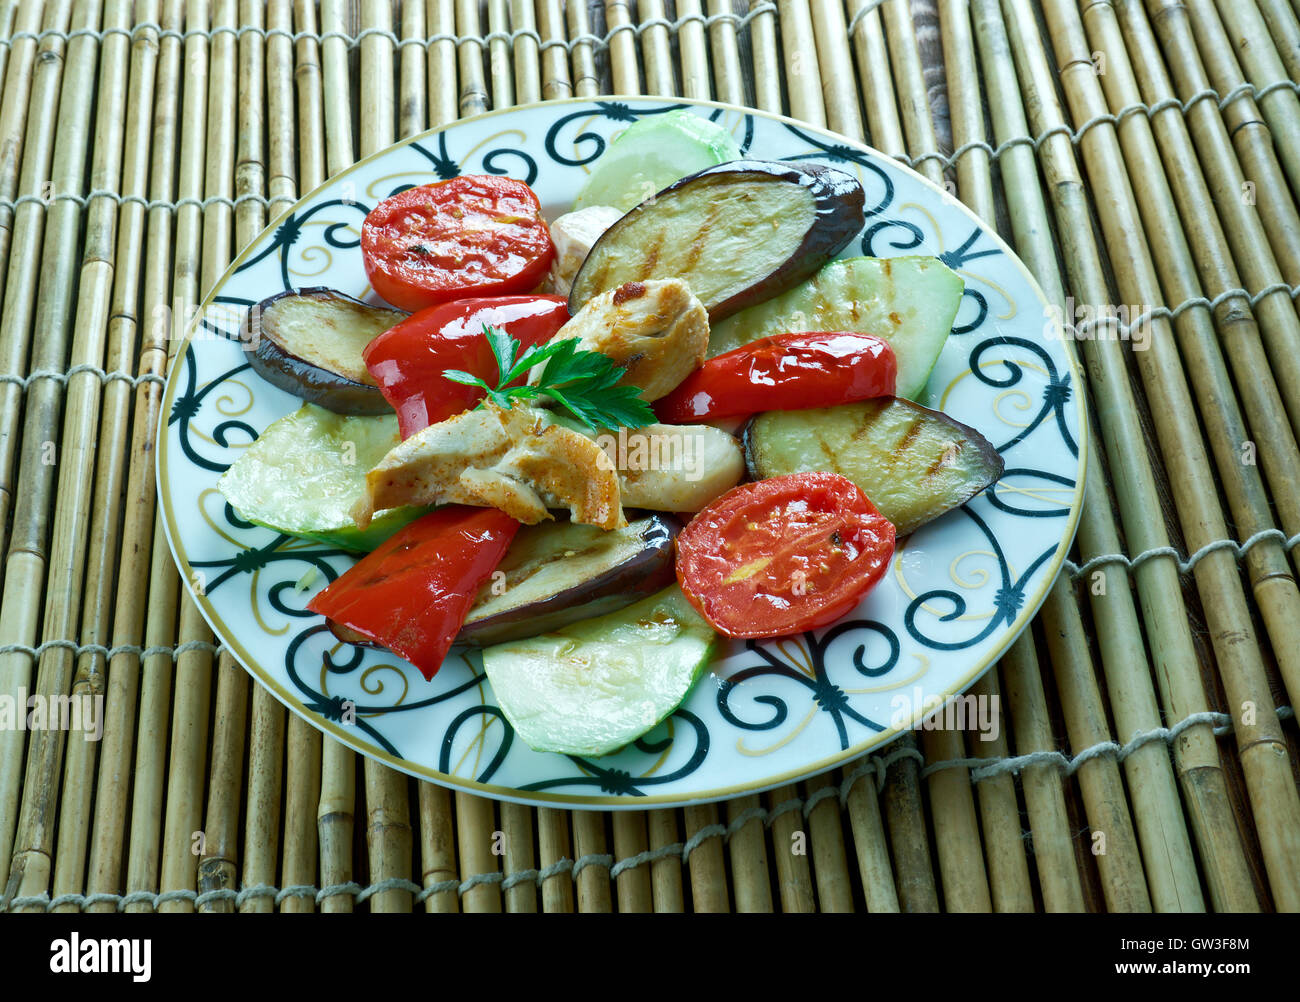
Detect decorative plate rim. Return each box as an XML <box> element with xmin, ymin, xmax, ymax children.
<box><xmin>156</xmin><ymin>95</ymin><xmax>1088</xmax><ymax>810</ymax></box>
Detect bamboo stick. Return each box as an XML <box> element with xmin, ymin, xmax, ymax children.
<box><xmin>197</xmin><ymin>657</ymin><xmax>250</xmax><ymax>914</ymax></box>
<box><xmin>500</xmin><ymin>802</ymin><xmax>537</xmax><ymax>911</ymax></box>
<box><xmin>1256</xmin><ymin>0</ymin><xmax>1300</xmax><ymax>83</ymax></box>
<box><xmin>293</xmin><ymin>0</ymin><xmax>327</xmax><ymax>191</ymax></box>
<box><xmin>268</xmin><ymin>0</ymin><xmax>296</xmax><ymax>216</ymax></box>
<box><xmin>571</xmin><ymin>809</ymin><xmax>612</xmax><ymax>911</ymax></box>
<box><xmin>418</xmin><ymin>782</ymin><xmax>459</xmax><ymax>912</ymax></box>
<box><xmin>321</xmin><ymin>0</ymin><xmax>355</xmax><ymax>173</ymax></box>
<box><xmin>281</xmin><ymin>717</ymin><xmax>321</xmax><ymax>912</ymax></box>
<box><xmin>748</xmin><ymin>0</ymin><xmax>781</xmax><ymax>113</ymax></box>
<box><xmin>1175</xmin><ymin>0</ymin><xmax>1300</xmax><ymax>286</ymax></box>
<box><xmin>725</xmin><ymin>795</ymin><xmax>773</xmax><ymax>912</ymax></box>
<box><xmin>998</xmin><ymin>643</ymin><xmax>1086</xmax><ymax>911</ymax></box>
<box><xmin>683</xmin><ymin>803</ymin><xmax>729</xmax><ymax>911</ymax></box>
<box><xmin>0</xmin><ymin>2</ymin><xmax>16</xmax><ymax>103</ymax></box>
<box><xmin>965</xmin><ymin>674</ymin><xmax>1034</xmax><ymax>912</ymax></box>
<box><xmin>83</xmin><ymin>0</ymin><xmax>170</xmax><ymax>915</ymax></box>
<box><xmin>1084</xmin><ymin>0</ymin><xmax>1300</xmax><ymax>715</ymax></box>
<box><xmin>2</xmin><ymin>0</ymin><xmax>100</xmax><ymax>913</ymax></box>
<box><xmin>994</xmin><ymin>0</ymin><xmax>1258</xmax><ymax>912</ymax></box>
<box><xmin>881</xmin><ymin>734</ymin><xmax>942</xmax><ymax>911</ymax></box>
<box><xmin>455</xmin><ymin>791</ymin><xmax>501</xmax><ymax>911</ymax></box>
<box><xmin>809</xmin><ymin>0</ymin><xmax>862</xmax><ymax>139</ymax></box>
<box><xmin>646</xmin><ymin>808</ymin><xmax>684</xmax><ymax>911</ymax></box>
<box><xmin>455</xmin><ymin>0</ymin><xmax>489</xmax><ymax>115</ymax></box>
<box><xmin>842</xmin><ymin>761</ymin><xmax>902</xmax><ymax>912</ymax></box>
<box><xmin>638</xmin><ymin>0</ymin><xmax>676</xmax><ymax>96</ymax></box>
<box><xmin>676</xmin><ymin>0</ymin><xmax>710</xmax><ymax>100</ymax></box>
<box><xmin>1210</xmin><ymin>0</ymin><xmax>1300</xmax><ymax>198</ymax></box>
<box><xmin>611</xmin><ymin>811</ymin><xmax>652</xmax><ymax>912</ymax></box>
<box><xmin>604</xmin><ymin>0</ymin><xmax>640</xmax><ymax>96</ymax></box>
<box><xmin>1040</xmin><ymin>0</ymin><xmax>1300</xmax><ymax>910</ymax></box>
<box><xmin>118</xmin><ymin>1</ymin><xmax>189</xmax><ymax>912</ymax></box>
<box><xmin>938</xmin><ymin>0</ymin><xmax>991</xmax><ymax>220</ymax></box>
<box><xmin>565</xmin><ymin>0</ymin><xmax>599</xmax><ymax>96</ymax></box>
<box><xmin>705</xmin><ymin>0</ymin><xmax>743</xmax><ymax>105</ymax></box>
<box><xmin>536</xmin><ymin>0</ymin><xmax>571</xmax><ymax>99</ymax></box>
<box><xmin>486</xmin><ymin>0</ymin><xmax>513</xmax><ymax>107</ymax></box>
<box><xmin>1143</xmin><ymin>0</ymin><xmax>1300</xmax><ymax>443</ymax></box>
<box><xmin>0</xmin><ymin>0</ymin><xmax>44</xmax><ymax>283</ymax></box>
<box><xmin>766</xmin><ymin>784</ymin><xmax>815</xmax><ymax>911</ymax></box>
<box><xmin>0</xmin><ymin>2</ymin><xmax>73</xmax><ymax>889</ymax></box>
<box><xmin>804</xmin><ymin>772</ymin><xmax>855</xmax><ymax>911</ymax></box>
<box><xmin>398</xmin><ymin>0</ymin><xmax>426</xmax><ymax>136</ymax></box>
<box><xmin>428</xmin><ymin>0</ymin><xmax>458</xmax><ymax>126</ymax></box>
<box><xmin>49</xmin><ymin>0</ymin><xmax>134</xmax><ymax>914</ymax></box>
<box><xmin>317</xmin><ymin>739</ymin><xmax>355</xmax><ymax>912</ymax></box>
<box><xmin>920</xmin><ymin>727</ymin><xmax>993</xmax><ymax>912</ymax></box>
<box><xmin>881</xmin><ymin>0</ymin><xmax>941</xmax><ymax>177</ymax></box>
<box><xmin>536</xmin><ymin>806</ymin><xmax>574</xmax><ymax>912</ymax></box>
<box><xmin>847</xmin><ymin>0</ymin><xmax>906</xmax><ymax>153</ymax></box>
<box><xmin>1040</xmin><ymin>585</ymin><xmax>1152</xmax><ymax>912</ymax></box>
<box><xmin>509</xmin><ymin>0</ymin><xmax>541</xmax><ymax>104</ymax></box>
<box><xmin>777</xmin><ymin>0</ymin><xmax>824</xmax><ymax>124</ymax></box>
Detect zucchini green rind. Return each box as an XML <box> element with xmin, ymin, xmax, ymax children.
<box><xmin>482</xmin><ymin>585</ymin><xmax>718</xmax><ymax>757</ymax></box>
<box><xmin>218</xmin><ymin>403</ymin><xmax>429</xmax><ymax>551</ymax></box>
<box><xmin>708</xmin><ymin>255</ymin><xmax>965</xmax><ymax>400</ymax></box>
<box><xmin>573</xmin><ymin>110</ymin><xmax>742</xmax><ymax>213</ymax></box>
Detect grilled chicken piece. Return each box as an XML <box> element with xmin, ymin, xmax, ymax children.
<box><xmin>534</xmin><ymin>278</ymin><xmax>709</xmax><ymax>401</ymax></box>
<box><xmin>353</xmin><ymin>402</ymin><xmax>625</xmax><ymax>530</ymax></box>
<box><xmin>546</xmin><ymin>205</ymin><xmax>623</xmax><ymax>297</ymax></box>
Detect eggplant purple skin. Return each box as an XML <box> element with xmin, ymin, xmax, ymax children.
<box><xmin>568</xmin><ymin>159</ymin><xmax>866</xmax><ymax>322</ymax></box>
<box><xmin>243</xmin><ymin>287</ymin><xmax>403</xmax><ymax>415</ymax></box>
<box><xmin>455</xmin><ymin>512</ymin><xmax>682</xmax><ymax>647</ymax></box>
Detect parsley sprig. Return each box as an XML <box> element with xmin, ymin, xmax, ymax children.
<box><xmin>444</xmin><ymin>324</ymin><xmax>656</xmax><ymax>431</ymax></box>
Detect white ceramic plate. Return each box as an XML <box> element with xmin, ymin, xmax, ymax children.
<box><xmin>158</xmin><ymin>97</ymin><xmax>1086</xmax><ymax>809</ymax></box>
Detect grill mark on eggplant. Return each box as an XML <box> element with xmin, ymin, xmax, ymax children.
<box><xmin>684</xmin><ymin>197</ymin><xmax>725</xmax><ymax>272</ymax></box>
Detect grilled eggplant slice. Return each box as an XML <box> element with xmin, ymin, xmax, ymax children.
<box><xmin>568</xmin><ymin>160</ymin><xmax>865</xmax><ymax>321</ymax></box>
<box><xmin>457</xmin><ymin>514</ymin><xmax>679</xmax><ymax>646</ymax></box>
<box><xmin>744</xmin><ymin>398</ymin><xmax>1004</xmax><ymax>536</ymax></box>
<box><xmin>245</xmin><ymin>288</ymin><xmax>406</xmax><ymax>414</ymax></box>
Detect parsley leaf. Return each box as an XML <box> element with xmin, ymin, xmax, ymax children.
<box><xmin>443</xmin><ymin>324</ymin><xmax>656</xmax><ymax>431</ymax></box>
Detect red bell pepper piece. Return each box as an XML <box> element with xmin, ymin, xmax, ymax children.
<box><xmin>307</xmin><ymin>506</ymin><xmax>519</xmax><ymax>680</ymax></box>
<box><xmin>653</xmin><ymin>331</ymin><xmax>898</xmax><ymax>424</ymax></box>
<box><xmin>363</xmin><ymin>295</ymin><xmax>569</xmax><ymax>439</ymax></box>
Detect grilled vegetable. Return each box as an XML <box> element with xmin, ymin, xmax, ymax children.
<box><xmin>244</xmin><ymin>288</ymin><xmax>406</xmax><ymax>415</ymax></box>
<box><xmin>537</xmin><ymin>279</ymin><xmax>710</xmax><ymax>402</ymax></box>
<box><xmin>481</xmin><ymin>584</ymin><xmax>718</xmax><ymax>756</ymax></box>
<box><xmin>573</xmin><ymin>109</ymin><xmax>742</xmax><ymax>213</ymax></box>
<box><xmin>707</xmin><ymin>256</ymin><xmax>964</xmax><ymax>400</ymax></box>
<box><xmin>743</xmin><ymin>398</ymin><xmax>1004</xmax><ymax>536</ymax></box>
<box><xmin>216</xmin><ymin>404</ymin><xmax>428</xmax><ymax>551</ymax></box>
<box><xmin>653</xmin><ymin>331</ymin><xmax>897</xmax><ymax>423</ymax></box>
<box><xmin>457</xmin><ymin>514</ymin><xmax>679</xmax><ymax>646</ymax></box>
<box><xmin>360</xmin><ymin>176</ymin><xmax>555</xmax><ymax>312</ymax></box>
<box><xmin>569</xmin><ymin>160</ymin><xmax>865</xmax><ymax>322</ymax></box>
<box><xmin>362</xmin><ymin>295</ymin><xmax>569</xmax><ymax>439</ymax></box>
<box><xmin>675</xmin><ymin>472</ymin><xmax>895</xmax><ymax>638</ymax></box>
<box><xmin>309</xmin><ymin>506</ymin><xmax>519</xmax><ymax>681</ymax></box>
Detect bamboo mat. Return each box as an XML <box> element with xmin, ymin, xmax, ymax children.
<box><xmin>0</xmin><ymin>0</ymin><xmax>1297</xmax><ymax>915</ymax></box>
